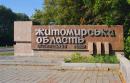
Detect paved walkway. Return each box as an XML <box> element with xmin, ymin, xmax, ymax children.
<box><xmin>0</xmin><ymin>66</ymin><xmax>122</xmax><ymax>83</ymax></box>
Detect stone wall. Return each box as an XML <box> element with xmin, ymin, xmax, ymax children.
<box><xmin>33</xmin><ymin>50</ymin><xmax>90</xmax><ymax>58</ymax></box>
<box><xmin>14</xmin><ymin>43</ymin><xmax>33</xmax><ymax>56</ymax></box>
<box><xmin>14</xmin><ymin>21</ymin><xmax>123</xmax><ymax>57</ymax></box>
<box><xmin>32</xmin><ymin>25</ymin><xmax>124</xmax><ymax>51</ymax></box>
<box><xmin>116</xmin><ymin>52</ymin><xmax>130</xmax><ymax>83</ymax></box>
<box><xmin>14</xmin><ymin>21</ymin><xmax>33</xmax><ymax>56</ymax></box>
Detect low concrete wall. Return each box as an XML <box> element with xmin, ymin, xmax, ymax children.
<box><xmin>61</xmin><ymin>62</ymin><xmax>119</xmax><ymax>71</ymax></box>
<box><xmin>14</xmin><ymin>43</ymin><xmax>33</xmax><ymax>56</ymax></box>
<box><xmin>33</xmin><ymin>51</ymin><xmax>90</xmax><ymax>58</ymax></box>
<box><xmin>116</xmin><ymin>52</ymin><xmax>130</xmax><ymax>83</ymax></box>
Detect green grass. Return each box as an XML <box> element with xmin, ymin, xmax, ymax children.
<box><xmin>0</xmin><ymin>52</ymin><xmax>14</xmax><ymax>56</ymax></box>
<box><xmin>64</xmin><ymin>53</ymin><xmax>119</xmax><ymax>64</ymax></box>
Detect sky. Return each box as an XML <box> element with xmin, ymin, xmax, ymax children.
<box><xmin>0</xmin><ymin>0</ymin><xmax>43</xmax><ymax>17</ymax></box>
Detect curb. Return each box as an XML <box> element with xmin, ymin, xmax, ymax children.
<box><xmin>61</xmin><ymin>62</ymin><xmax>119</xmax><ymax>71</ymax></box>
<box><xmin>116</xmin><ymin>52</ymin><xmax>130</xmax><ymax>83</ymax></box>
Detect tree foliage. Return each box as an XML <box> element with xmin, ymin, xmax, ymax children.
<box><xmin>33</xmin><ymin>0</ymin><xmax>84</xmax><ymax>25</ymax></box>
<box><xmin>0</xmin><ymin>5</ymin><xmax>29</xmax><ymax>46</ymax></box>
<box><xmin>33</xmin><ymin>0</ymin><xmax>129</xmax><ymax>25</ymax></box>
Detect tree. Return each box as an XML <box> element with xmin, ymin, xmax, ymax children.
<box><xmin>16</xmin><ymin>13</ymin><xmax>29</xmax><ymax>21</ymax></box>
<box><xmin>0</xmin><ymin>5</ymin><xmax>29</xmax><ymax>46</ymax></box>
<box><xmin>33</xmin><ymin>0</ymin><xmax>84</xmax><ymax>25</ymax></box>
<box><xmin>33</xmin><ymin>0</ymin><xmax>129</xmax><ymax>25</ymax></box>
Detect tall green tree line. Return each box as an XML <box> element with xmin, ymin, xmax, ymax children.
<box><xmin>0</xmin><ymin>5</ymin><xmax>29</xmax><ymax>46</ymax></box>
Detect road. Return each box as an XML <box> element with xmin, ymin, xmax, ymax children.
<box><xmin>0</xmin><ymin>47</ymin><xmax>14</xmax><ymax>52</ymax></box>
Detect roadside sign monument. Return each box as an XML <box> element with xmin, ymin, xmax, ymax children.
<box><xmin>14</xmin><ymin>21</ymin><xmax>123</xmax><ymax>57</ymax></box>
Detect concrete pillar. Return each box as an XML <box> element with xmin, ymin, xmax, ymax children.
<box><xmin>14</xmin><ymin>21</ymin><xmax>33</xmax><ymax>56</ymax></box>
<box><xmin>88</xmin><ymin>42</ymin><xmax>93</xmax><ymax>54</ymax></box>
<box><xmin>96</xmin><ymin>42</ymin><xmax>101</xmax><ymax>54</ymax></box>
<box><xmin>104</xmin><ymin>42</ymin><xmax>109</xmax><ymax>54</ymax></box>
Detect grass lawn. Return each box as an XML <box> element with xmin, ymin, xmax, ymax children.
<box><xmin>64</xmin><ymin>53</ymin><xmax>119</xmax><ymax>64</ymax></box>
<box><xmin>0</xmin><ymin>52</ymin><xmax>14</xmax><ymax>56</ymax></box>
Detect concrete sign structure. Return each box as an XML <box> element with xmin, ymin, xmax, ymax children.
<box><xmin>14</xmin><ymin>21</ymin><xmax>124</xmax><ymax>57</ymax></box>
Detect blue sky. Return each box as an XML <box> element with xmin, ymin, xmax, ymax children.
<box><xmin>0</xmin><ymin>0</ymin><xmax>43</xmax><ymax>17</ymax></box>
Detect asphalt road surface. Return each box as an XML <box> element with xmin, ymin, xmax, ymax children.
<box><xmin>0</xmin><ymin>48</ymin><xmax>14</xmax><ymax>52</ymax></box>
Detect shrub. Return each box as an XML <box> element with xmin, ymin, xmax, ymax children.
<box><xmin>71</xmin><ymin>53</ymin><xmax>83</xmax><ymax>63</ymax></box>
<box><xmin>64</xmin><ymin>53</ymin><xmax>119</xmax><ymax>63</ymax></box>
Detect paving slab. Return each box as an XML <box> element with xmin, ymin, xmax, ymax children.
<box><xmin>0</xmin><ymin>56</ymin><xmax>123</xmax><ymax>83</ymax></box>
<box><xmin>0</xmin><ymin>65</ymin><xmax>122</xmax><ymax>83</ymax></box>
